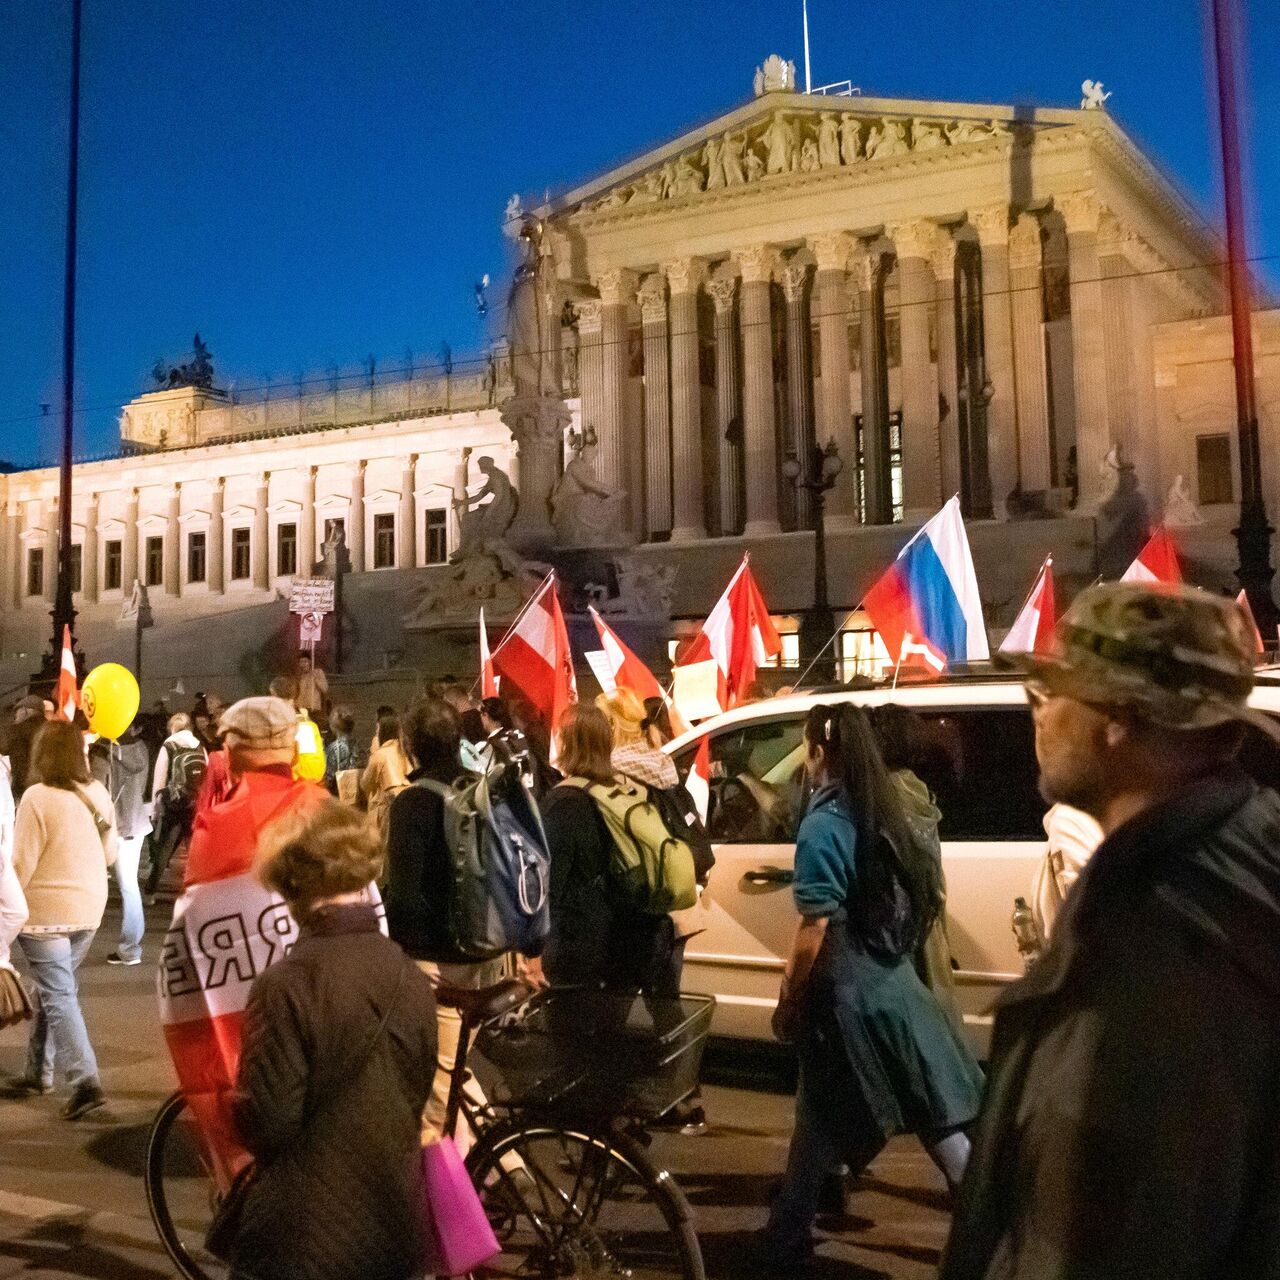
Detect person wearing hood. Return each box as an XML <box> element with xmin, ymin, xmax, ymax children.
<box><xmin>942</xmin><ymin>582</ymin><xmax>1280</xmax><ymax>1280</ymax></box>
<box><xmin>145</xmin><ymin>713</ymin><xmax>207</xmax><ymax>898</ymax></box>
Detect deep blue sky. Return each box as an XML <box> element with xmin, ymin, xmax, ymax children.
<box><xmin>1</xmin><ymin>0</ymin><xmax>1275</xmax><ymax>467</ymax></box>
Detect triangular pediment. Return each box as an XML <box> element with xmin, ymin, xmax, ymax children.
<box><xmin>550</xmin><ymin>92</ymin><xmax>1083</xmax><ymax>219</ymax></box>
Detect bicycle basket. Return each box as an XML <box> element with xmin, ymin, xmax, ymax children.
<box><xmin>475</xmin><ymin>986</ymin><xmax>715</xmax><ymax>1119</ymax></box>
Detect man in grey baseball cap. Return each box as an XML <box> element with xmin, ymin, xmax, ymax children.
<box><xmin>944</xmin><ymin>582</ymin><xmax>1280</xmax><ymax>1279</ymax></box>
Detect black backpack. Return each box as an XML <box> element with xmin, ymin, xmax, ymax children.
<box><xmin>852</xmin><ymin>828</ymin><xmax>937</xmax><ymax>959</ymax></box>
<box><xmin>166</xmin><ymin>744</ymin><xmax>208</xmax><ymax>805</ymax></box>
<box><xmin>646</xmin><ymin>783</ymin><xmax>715</xmax><ymax>884</ymax></box>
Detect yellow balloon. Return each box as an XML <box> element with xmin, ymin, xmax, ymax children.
<box><xmin>294</xmin><ymin>718</ymin><xmax>327</xmax><ymax>782</ymax></box>
<box><xmin>81</xmin><ymin>663</ymin><xmax>140</xmax><ymax>741</ymax></box>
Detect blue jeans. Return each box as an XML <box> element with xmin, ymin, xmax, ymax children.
<box><xmin>15</xmin><ymin>930</ymin><xmax>100</xmax><ymax>1091</ymax></box>
<box><xmin>114</xmin><ymin>835</ymin><xmax>146</xmax><ymax>961</ymax></box>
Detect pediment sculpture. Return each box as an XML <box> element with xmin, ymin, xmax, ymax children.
<box><xmin>753</xmin><ymin>54</ymin><xmax>797</xmax><ymax>97</ymax></box>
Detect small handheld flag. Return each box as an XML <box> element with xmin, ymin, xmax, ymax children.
<box><xmin>1121</xmin><ymin>526</ymin><xmax>1181</xmax><ymax>585</ymax></box>
<box><xmin>479</xmin><ymin>607</ymin><xmax>498</xmax><ymax>698</ymax></box>
<box><xmin>53</xmin><ymin>626</ymin><xmax>78</xmax><ymax>722</ymax></box>
<box><xmin>999</xmin><ymin>557</ymin><xmax>1057</xmax><ymax>656</ymax></box>
<box><xmin>491</xmin><ymin>575</ymin><xmax>576</xmax><ymax>734</ymax></box>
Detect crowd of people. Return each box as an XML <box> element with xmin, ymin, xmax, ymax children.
<box><xmin>0</xmin><ymin>578</ymin><xmax>1277</xmax><ymax>1279</ymax></box>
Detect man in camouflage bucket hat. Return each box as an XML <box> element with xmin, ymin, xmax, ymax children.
<box><xmin>943</xmin><ymin>581</ymin><xmax>1280</xmax><ymax>1280</ymax></box>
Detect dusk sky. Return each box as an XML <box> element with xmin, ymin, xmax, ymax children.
<box><xmin>1</xmin><ymin>0</ymin><xmax>1275</xmax><ymax>467</ymax></box>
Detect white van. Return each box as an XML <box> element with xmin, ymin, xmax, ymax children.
<box><xmin>664</xmin><ymin>676</ymin><xmax>1280</xmax><ymax>1057</ymax></box>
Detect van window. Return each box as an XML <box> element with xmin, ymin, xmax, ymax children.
<box><xmin>675</xmin><ymin>716</ymin><xmax>806</xmax><ymax>844</ymax></box>
<box><xmin>913</xmin><ymin>709</ymin><xmax>1046</xmax><ymax>842</ymax></box>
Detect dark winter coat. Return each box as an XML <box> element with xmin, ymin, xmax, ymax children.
<box><xmin>941</xmin><ymin>767</ymin><xmax>1280</xmax><ymax>1280</ymax></box>
<box><xmin>228</xmin><ymin>903</ymin><xmax>436</xmax><ymax>1280</ymax></box>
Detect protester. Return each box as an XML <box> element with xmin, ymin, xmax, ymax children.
<box><xmin>942</xmin><ymin>583</ymin><xmax>1280</xmax><ymax>1279</ymax></box>
<box><xmin>1030</xmin><ymin>801</ymin><xmax>1104</xmax><ymax>943</ymax></box>
<box><xmin>195</xmin><ymin>732</ymin><xmax>235</xmax><ymax>819</ymax></box>
<box><xmin>6</xmin><ymin>695</ymin><xmax>50</xmax><ymax>803</ymax></box>
<box><xmin>295</xmin><ymin>653</ymin><xmax>328</xmax><ymax>719</ymax></box>
<box><xmin>103</xmin><ymin>723</ymin><xmax>151</xmax><ymax>966</ymax></box>
<box><xmin>6</xmin><ymin>721</ymin><xmax>118</xmax><ymax>1119</ymax></box>
<box><xmin>538</xmin><ymin>703</ymin><xmax>676</xmax><ymax>992</ymax></box>
<box><xmin>763</xmin><ymin>703</ymin><xmax>982</xmax><ymax>1267</ymax></box>
<box><xmin>869</xmin><ymin>703</ymin><xmax>965</xmax><ymax>1037</ymax></box>
<box><xmin>323</xmin><ymin>705</ymin><xmax>358</xmax><ymax>793</ymax></box>
<box><xmin>360</xmin><ymin>714</ymin><xmax>410</xmax><ymax>833</ymax></box>
<box><xmin>598</xmin><ymin>687</ymin><xmax>678</xmax><ymax>790</ymax></box>
<box><xmin>218</xmin><ymin>799</ymin><xmax>435</xmax><ymax>1280</ymax></box>
<box><xmin>269</xmin><ymin>675</ymin><xmax>299</xmax><ymax>709</ymax></box>
<box><xmin>384</xmin><ymin>697</ymin><xmax>503</xmax><ymax>1141</ymax></box>
<box><xmin>146</xmin><ymin>713</ymin><xmax>207</xmax><ymax>899</ymax></box>
<box><xmin>191</xmin><ymin>695</ymin><xmax>218</xmax><ymax>753</ymax></box>
<box><xmin>479</xmin><ymin>696</ymin><xmax>511</xmax><ymax>737</ymax></box>
<box><xmin>368</xmin><ymin>704</ymin><xmax>397</xmax><ymax>758</ymax></box>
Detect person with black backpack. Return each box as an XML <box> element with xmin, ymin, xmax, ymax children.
<box><xmin>760</xmin><ymin>703</ymin><xmax>982</xmax><ymax>1270</ymax></box>
<box><xmin>145</xmin><ymin>713</ymin><xmax>208</xmax><ymax>900</ymax></box>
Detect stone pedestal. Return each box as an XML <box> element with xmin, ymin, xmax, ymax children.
<box><xmin>503</xmin><ymin>394</ymin><xmax>572</xmax><ymax>554</ymax></box>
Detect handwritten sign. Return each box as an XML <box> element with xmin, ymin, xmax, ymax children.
<box><xmin>289</xmin><ymin>577</ymin><xmax>335</xmax><ymax>614</ymax></box>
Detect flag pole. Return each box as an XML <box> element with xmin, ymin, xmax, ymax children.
<box><xmin>802</xmin><ymin>0</ymin><xmax>812</xmax><ymax>93</ymax></box>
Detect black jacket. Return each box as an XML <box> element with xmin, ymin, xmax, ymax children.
<box><xmin>941</xmin><ymin>767</ymin><xmax>1280</xmax><ymax>1280</ymax></box>
<box><xmin>383</xmin><ymin>768</ymin><xmax>459</xmax><ymax>962</ymax></box>
<box><xmin>229</xmin><ymin>904</ymin><xmax>436</xmax><ymax>1280</ymax></box>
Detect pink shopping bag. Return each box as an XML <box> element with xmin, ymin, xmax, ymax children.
<box><xmin>421</xmin><ymin>1137</ymin><xmax>501</xmax><ymax>1276</ymax></box>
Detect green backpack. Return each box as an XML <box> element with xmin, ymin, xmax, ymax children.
<box><xmin>565</xmin><ymin>776</ymin><xmax>698</xmax><ymax>914</ymax></box>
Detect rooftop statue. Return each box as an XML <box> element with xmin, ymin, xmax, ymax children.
<box><xmin>151</xmin><ymin>333</ymin><xmax>215</xmax><ymax>391</ymax></box>
<box><xmin>1081</xmin><ymin>79</ymin><xmax>1112</xmax><ymax>110</ymax></box>
<box><xmin>753</xmin><ymin>54</ymin><xmax>797</xmax><ymax>97</ymax></box>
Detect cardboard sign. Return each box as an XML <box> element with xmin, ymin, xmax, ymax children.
<box><xmin>672</xmin><ymin>658</ymin><xmax>722</xmax><ymax>723</ymax></box>
<box><xmin>288</xmin><ymin>577</ymin><xmax>335</xmax><ymax>614</ymax></box>
<box><xmin>583</xmin><ymin>649</ymin><xmax>617</xmax><ymax>694</ymax></box>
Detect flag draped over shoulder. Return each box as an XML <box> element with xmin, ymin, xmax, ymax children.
<box><xmin>491</xmin><ymin>574</ymin><xmax>576</xmax><ymax>732</ymax></box>
<box><xmin>863</xmin><ymin>496</ymin><xmax>989</xmax><ymax>672</ymax></box>
<box><xmin>1121</xmin><ymin>526</ymin><xmax>1181</xmax><ymax>584</ymax></box>
<box><xmin>999</xmin><ymin>557</ymin><xmax>1057</xmax><ymax>657</ymax></box>
<box><xmin>678</xmin><ymin>556</ymin><xmax>781</xmax><ymax>710</ymax></box>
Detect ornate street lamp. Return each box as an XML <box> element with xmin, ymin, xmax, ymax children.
<box><xmin>783</xmin><ymin>439</ymin><xmax>843</xmax><ymax>683</ymax></box>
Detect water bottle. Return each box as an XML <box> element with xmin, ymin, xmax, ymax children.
<box><xmin>1011</xmin><ymin>896</ymin><xmax>1041</xmax><ymax>969</ymax></box>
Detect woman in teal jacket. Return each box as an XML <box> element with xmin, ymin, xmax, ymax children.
<box><xmin>762</xmin><ymin>703</ymin><xmax>983</xmax><ymax>1267</ymax></box>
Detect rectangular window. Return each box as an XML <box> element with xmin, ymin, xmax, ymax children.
<box><xmin>854</xmin><ymin>410</ymin><xmax>905</xmax><ymax>523</ymax></box>
<box><xmin>1196</xmin><ymin>433</ymin><xmax>1233</xmax><ymax>505</ymax></box>
<box><xmin>104</xmin><ymin>539</ymin><xmax>122</xmax><ymax>591</ymax></box>
<box><xmin>145</xmin><ymin>536</ymin><xmax>164</xmax><ymax>587</ymax></box>
<box><xmin>26</xmin><ymin>548</ymin><xmax>43</xmax><ymax>597</ymax></box>
<box><xmin>187</xmin><ymin>531</ymin><xmax>207</xmax><ymax>583</ymax></box>
<box><xmin>277</xmin><ymin>522</ymin><xmax>297</xmax><ymax>576</ymax></box>
<box><xmin>231</xmin><ymin>527</ymin><xmax>251</xmax><ymax>580</ymax></box>
<box><xmin>69</xmin><ymin>544</ymin><xmax>82</xmax><ymax>594</ymax></box>
<box><xmin>425</xmin><ymin>509</ymin><xmax>447</xmax><ymax>564</ymax></box>
<box><xmin>373</xmin><ymin>512</ymin><xmax>396</xmax><ymax>568</ymax></box>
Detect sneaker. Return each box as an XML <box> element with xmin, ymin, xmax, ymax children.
<box><xmin>678</xmin><ymin>1105</ymin><xmax>708</xmax><ymax>1137</ymax></box>
<box><xmin>61</xmin><ymin>1081</ymin><xmax>107</xmax><ymax>1121</ymax></box>
<box><xmin>1</xmin><ymin>1075</ymin><xmax>52</xmax><ymax>1098</ymax></box>
<box><xmin>105</xmin><ymin>952</ymin><xmax>141</xmax><ymax>966</ymax></box>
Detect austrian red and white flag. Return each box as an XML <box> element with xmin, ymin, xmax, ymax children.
<box><xmin>53</xmin><ymin>625</ymin><xmax>78</xmax><ymax>722</ymax></box>
<box><xmin>686</xmin><ymin>736</ymin><xmax>712</xmax><ymax>826</ymax></box>
<box><xmin>589</xmin><ymin>606</ymin><xmax>691</xmax><ymax>737</ymax></box>
<box><xmin>492</xmin><ymin>573</ymin><xmax>576</xmax><ymax>733</ymax></box>
<box><xmin>679</xmin><ymin>556</ymin><xmax>781</xmax><ymax>711</ymax></box>
<box><xmin>1121</xmin><ymin>526</ymin><xmax>1182</xmax><ymax>585</ymax></box>
<box><xmin>479</xmin><ymin>607</ymin><xmax>499</xmax><ymax>698</ymax></box>
<box><xmin>999</xmin><ymin>557</ymin><xmax>1057</xmax><ymax>656</ymax></box>
<box><xmin>1237</xmin><ymin>589</ymin><xmax>1266</xmax><ymax>656</ymax></box>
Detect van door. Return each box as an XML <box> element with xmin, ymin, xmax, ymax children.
<box><xmin>673</xmin><ymin>715</ymin><xmax>806</xmax><ymax>1041</ymax></box>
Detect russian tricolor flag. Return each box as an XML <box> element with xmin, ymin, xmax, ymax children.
<box><xmin>863</xmin><ymin>496</ymin><xmax>989</xmax><ymax>671</ymax></box>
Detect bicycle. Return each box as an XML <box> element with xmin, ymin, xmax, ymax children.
<box><xmin>145</xmin><ymin>980</ymin><xmax>713</xmax><ymax>1280</ymax></box>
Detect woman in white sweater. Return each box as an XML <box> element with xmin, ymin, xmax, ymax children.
<box><xmin>5</xmin><ymin>721</ymin><xmax>117</xmax><ymax>1120</ymax></box>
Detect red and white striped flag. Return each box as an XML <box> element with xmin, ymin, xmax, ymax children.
<box><xmin>589</xmin><ymin>606</ymin><xmax>691</xmax><ymax>738</ymax></box>
<box><xmin>678</xmin><ymin>556</ymin><xmax>781</xmax><ymax>711</ymax></box>
<box><xmin>686</xmin><ymin>736</ymin><xmax>712</xmax><ymax>826</ymax></box>
<box><xmin>53</xmin><ymin>626</ymin><xmax>78</xmax><ymax>722</ymax></box>
<box><xmin>491</xmin><ymin>574</ymin><xmax>576</xmax><ymax>734</ymax></box>
<box><xmin>479</xmin><ymin>607</ymin><xmax>498</xmax><ymax>698</ymax></box>
<box><xmin>1236</xmin><ymin>589</ymin><xmax>1265</xmax><ymax>656</ymax></box>
<box><xmin>1121</xmin><ymin>527</ymin><xmax>1181</xmax><ymax>585</ymax></box>
<box><xmin>999</xmin><ymin>557</ymin><xmax>1057</xmax><ymax>656</ymax></box>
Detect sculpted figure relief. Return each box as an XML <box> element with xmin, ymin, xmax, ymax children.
<box><xmin>672</xmin><ymin>154</ymin><xmax>704</xmax><ymax>196</ymax></box>
<box><xmin>551</xmin><ymin>434</ymin><xmax>627</xmax><ymax>546</ymax></box>
<box><xmin>839</xmin><ymin>114</ymin><xmax>862</xmax><ymax>163</ymax></box>
<box><xmin>453</xmin><ymin>450</ymin><xmax>518</xmax><ymax>561</ymax></box>
<box><xmin>703</xmin><ymin>136</ymin><xmax>725</xmax><ymax>189</ymax></box>
<box><xmin>1081</xmin><ymin>79</ymin><xmax>1112</xmax><ymax>110</ymax></box>
<box><xmin>721</xmin><ymin>132</ymin><xmax>746</xmax><ymax>185</ymax></box>
<box><xmin>744</xmin><ymin>147</ymin><xmax>765</xmax><ymax>182</ymax></box>
<box><xmin>1164</xmin><ymin>474</ymin><xmax>1206</xmax><ymax>527</ymax></box>
<box><xmin>817</xmin><ymin>112</ymin><xmax>841</xmax><ymax>167</ymax></box>
<box><xmin>762</xmin><ymin>113</ymin><xmax>795</xmax><ymax>174</ymax></box>
<box><xmin>912</xmin><ymin>118</ymin><xmax>946</xmax><ymax>151</ymax></box>
<box><xmin>946</xmin><ymin>119</ymin><xmax>987</xmax><ymax>145</ymax></box>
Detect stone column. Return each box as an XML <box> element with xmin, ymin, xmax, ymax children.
<box><xmin>734</xmin><ymin>245</ymin><xmax>782</xmax><ymax>536</ymax></box>
<box><xmin>208</xmin><ymin>479</ymin><xmax>225</xmax><ymax>593</ymax></box>
<box><xmin>931</xmin><ymin>233</ymin><xmax>962</xmax><ymax>502</ymax></box>
<box><xmin>253</xmin><ymin>473</ymin><xmax>270</xmax><ymax>589</ymax></box>
<box><xmin>348</xmin><ymin>461</ymin><xmax>366</xmax><ymax>572</ymax></box>
<box><xmin>597</xmin><ymin>269</ymin><xmax>637</xmax><ymax>518</ymax></box>
<box><xmin>811</xmin><ymin>234</ymin><xmax>858</xmax><ymax>530</ymax></box>
<box><xmin>890</xmin><ymin>219</ymin><xmax>941</xmax><ymax>519</ymax></box>
<box><xmin>399</xmin><ymin>455</ymin><xmax>417</xmax><ymax>569</ymax></box>
<box><xmin>2</xmin><ymin>504</ymin><xmax>17</xmax><ymax>609</ymax></box>
<box><xmin>1008</xmin><ymin>212</ymin><xmax>1053</xmax><ymax>490</ymax></box>
<box><xmin>638</xmin><ymin>274</ymin><xmax>672</xmax><ymax>539</ymax></box>
<box><xmin>781</xmin><ymin>259</ymin><xmax>815</xmax><ymax>529</ymax></box>
<box><xmin>122</xmin><ymin>489</ymin><xmax>140</xmax><ymax>592</ymax></box>
<box><xmin>856</xmin><ymin>247</ymin><xmax>894</xmax><ymax>525</ymax></box>
<box><xmin>82</xmin><ymin>495</ymin><xmax>99</xmax><ymax>603</ymax></box>
<box><xmin>971</xmin><ymin>205</ymin><xmax>1018</xmax><ymax>513</ymax></box>
<box><xmin>576</xmin><ymin>298</ymin><xmax>604</xmax><ymax>440</ymax></box>
<box><xmin>164</xmin><ymin>483</ymin><xmax>181</xmax><ymax>596</ymax></box>
<box><xmin>665</xmin><ymin>258</ymin><xmax>707</xmax><ymax>542</ymax></box>
<box><xmin>300</xmin><ymin>465</ymin><xmax>316</xmax><ymax>574</ymax></box>
<box><xmin>1061</xmin><ymin>190</ymin><xmax>1112</xmax><ymax>509</ymax></box>
<box><xmin>42</xmin><ymin>500</ymin><xmax>58</xmax><ymax>601</ymax></box>
<box><xmin>1099</xmin><ymin>213</ymin><xmax>1144</xmax><ymax>477</ymax></box>
<box><xmin>707</xmin><ymin>277</ymin><xmax>743</xmax><ymax>535</ymax></box>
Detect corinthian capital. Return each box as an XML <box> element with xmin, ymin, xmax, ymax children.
<box><xmin>968</xmin><ymin>204</ymin><xmax>1011</xmax><ymax>247</ymax></box>
<box><xmin>929</xmin><ymin>229</ymin><xmax>958</xmax><ymax>279</ymax></box>
<box><xmin>733</xmin><ymin>244</ymin><xmax>779</xmax><ymax>285</ymax></box>
<box><xmin>637</xmin><ymin>274</ymin><xmax>667</xmax><ymax>324</ymax></box>
<box><xmin>810</xmin><ymin>231</ymin><xmax>853</xmax><ymax>273</ymax></box>
<box><xmin>596</xmin><ymin>268</ymin><xmax>637</xmax><ymax>306</ymax></box>
<box><xmin>575</xmin><ymin>298</ymin><xmax>604</xmax><ymax>335</ymax></box>
<box><xmin>780</xmin><ymin>260</ymin><xmax>811</xmax><ymax>303</ymax></box>
<box><xmin>1007</xmin><ymin>212</ymin><xmax>1043</xmax><ymax>269</ymax></box>
<box><xmin>1058</xmin><ymin>189</ymin><xmax>1101</xmax><ymax>235</ymax></box>
<box><xmin>663</xmin><ymin>258</ymin><xmax>707</xmax><ymax>296</ymax></box>
<box><xmin>706</xmin><ymin>276</ymin><xmax>737</xmax><ymax>315</ymax></box>
<box><xmin>851</xmin><ymin>246</ymin><xmax>890</xmax><ymax>292</ymax></box>
<box><xmin>887</xmin><ymin>218</ymin><xmax>937</xmax><ymax>262</ymax></box>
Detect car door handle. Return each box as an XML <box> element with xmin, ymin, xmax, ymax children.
<box><xmin>743</xmin><ymin>867</ymin><xmax>795</xmax><ymax>886</ymax></box>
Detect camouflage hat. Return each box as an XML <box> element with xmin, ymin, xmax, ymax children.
<box><xmin>1006</xmin><ymin>580</ymin><xmax>1278</xmax><ymax>738</ymax></box>
<box><xmin>219</xmin><ymin>696</ymin><xmax>298</xmax><ymax>750</ymax></box>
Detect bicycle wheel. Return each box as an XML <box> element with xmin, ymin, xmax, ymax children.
<box><xmin>144</xmin><ymin>1090</ymin><xmax>229</xmax><ymax>1280</ymax></box>
<box><xmin>466</xmin><ymin>1117</ymin><xmax>704</xmax><ymax>1280</ymax></box>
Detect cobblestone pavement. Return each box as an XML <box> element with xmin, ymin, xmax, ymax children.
<box><xmin>0</xmin><ymin>901</ymin><xmax>952</xmax><ymax>1278</ymax></box>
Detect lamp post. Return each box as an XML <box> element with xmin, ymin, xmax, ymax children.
<box><xmin>1208</xmin><ymin>0</ymin><xmax>1278</xmax><ymax>632</ymax></box>
<box><xmin>783</xmin><ymin>439</ymin><xmax>843</xmax><ymax>683</ymax></box>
